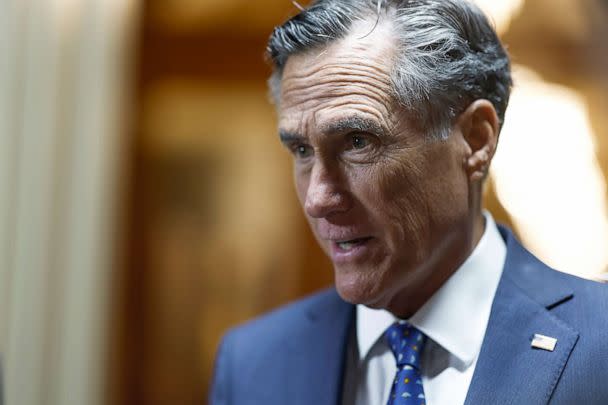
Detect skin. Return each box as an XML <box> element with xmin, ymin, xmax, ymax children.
<box><xmin>277</xmin><ymin>19</ymin><xmax>499</xmax><ymax>318</ymax></box>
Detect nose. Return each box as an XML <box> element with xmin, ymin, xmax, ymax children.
<box><xmin>304</xmin><ymin>160</ymin><xmax>351</xmax><ymax>219</ymax></box>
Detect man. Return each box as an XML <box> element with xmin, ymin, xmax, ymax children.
<box><xmin>210</xmin><ymin>0</ymin><xmax>608</xmax><ymax>404</ymax></box>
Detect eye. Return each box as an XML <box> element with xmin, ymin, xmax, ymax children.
<box><xmin>347</xmin><ymin>133</ymin><xmax>371</xmax><ymax>150</ymax></box>
<box><xmin>293</xmin><ymin>144</ymin><xmax>313</xmax><ymax>159</ymax></box>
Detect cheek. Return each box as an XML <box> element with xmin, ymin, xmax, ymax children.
<box><xmin>423</xmin><ymin>144</ymin><xmax>470</xmax><ymax>218</ymax></box>
<box><xmin>293</xmin><ymin>168</ymin><xmax>309</xmax><ymax>206</ymax></box>
<box><xmin>359</xmin><ymin>156</ymin><xmax>431</xmax><ymax>253</ymax></box>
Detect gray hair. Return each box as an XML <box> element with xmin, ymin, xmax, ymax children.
<box><xmin>267</xmin><ymin>0</ymin><xmax>512</xmax><ymax>138</ymax></box>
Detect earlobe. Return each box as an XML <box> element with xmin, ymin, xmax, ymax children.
<box><xmin>460</xmin><ymin>100</ymin><xmax>499</xmax><ymax>182</ymax></box>
<box><xmin>467</xmin><ymin>150</ymin><xmax>489</xmax><ymax>182</ymax></box>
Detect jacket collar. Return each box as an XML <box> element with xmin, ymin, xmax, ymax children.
<box><xmin>465</xmin><ymin>226</ymin><xmax>578</xmax><ymax>404</ymax></box>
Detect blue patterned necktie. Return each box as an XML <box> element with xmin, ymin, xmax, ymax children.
<box><xmin>385</xmin><ymin>322</ymin><xmax>427</xmax><ymax>405</ymax></box>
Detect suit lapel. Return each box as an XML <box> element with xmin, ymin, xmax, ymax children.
<box><xmin>286</xmin><ymin>291</ymin><xmax>354</xmax><ymax>405</ymax></box>
<box><xmin>465</xmin><ymin>228</ymin><xmax>579</xmax><ymax>404</ymax></box>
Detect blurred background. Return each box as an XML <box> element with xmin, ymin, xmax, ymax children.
<box><xmin>0</xmin><ymin>0</ymin><xmax>607</xmax><ymax>404</ymax></box>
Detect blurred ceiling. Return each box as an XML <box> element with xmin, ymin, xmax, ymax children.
<box><xmin>148</xmin><ymin>0</ymin><xmax>306</xmax><ymax>33</ymax></box>
<box><xmin>147</xmin><ymin>0</ymin><xmax>608</xmax><ymax>38</ymax></box>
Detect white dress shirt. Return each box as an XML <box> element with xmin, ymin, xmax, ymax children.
<box><xmin>341</xmin><ymin>212</ymin><xmax>507</xmax><ymax>405</ymax></box>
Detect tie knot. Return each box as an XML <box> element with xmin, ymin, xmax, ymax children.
<box><xmin>384</xmin><ymin>322</ymin><xmax>426</xmax><ymax>369</ymax></box>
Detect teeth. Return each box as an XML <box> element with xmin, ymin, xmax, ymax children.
<box><xmin>338</xmin><ymin>242</ymin><xmax>357</xmax><ymax>250</ymax></box>
<box><xmin>336</xmin><ymin>237</ymin><xmax>371</xmax><ymax>251</ymax></box>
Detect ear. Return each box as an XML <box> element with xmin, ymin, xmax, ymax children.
<box><xmin>457</xmin><ymin>100</ymin><xmax>499</xmax><ymax>182</ymax></box>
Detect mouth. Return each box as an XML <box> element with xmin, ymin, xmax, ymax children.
<box><xmin>334</xmin><ymin>237</ymin><xmax>374</xmax><ymax>252</ymax></box>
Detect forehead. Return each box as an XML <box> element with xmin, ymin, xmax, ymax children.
<box><xmin>278</xmin><ymin>19</ymin><xmax>397</xmax><ymax>133</ymax></box>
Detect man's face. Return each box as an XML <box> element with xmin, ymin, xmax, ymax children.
<box><xmin>278</xmin><ymin>21</ymin><xmax>473</xmax><ymax>315</ymax></box>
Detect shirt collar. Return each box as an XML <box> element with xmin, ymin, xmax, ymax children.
<box><xmin>356</xmin><ymin>211</ymin><xmax>507</xmax><ymax>367</ymax></box>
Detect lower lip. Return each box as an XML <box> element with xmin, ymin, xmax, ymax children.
<box><xmin>330</xmin><ymin>238</ymin><xmax>374</xmax><ymax>264</ymax></box>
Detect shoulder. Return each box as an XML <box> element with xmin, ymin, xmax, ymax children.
<box><xmin>505</xmin><ymin>232</ymin><xmax>608</xmax><ymax>349</ymax></box>
<box><xmin>551</xmin><ymin>268</ymin><xmax>608</xmax><ymax>301</ymax></box>
<box><xmin>499</xmin><ymin>224</ymin><xmax>608</xmax><ymax>310</ymax></box>
<box><xmin>226</xmin><ymin>288</ymin><xmax>343</xmax><ymax>338</ymax></box>
<box><xmin>546</xmin><ymin>268</ymin><xmax>608</xmax><ymax>328</ymax></box>
<box><xmin>209</xmin><ymin>288</ymin><xmax>349</xmax><ymax>403</ymax></box>
<box><xmin>544</xmin><ymin>269</ymin><xmax>608</xmax><ymax>337</ymax></box>
<box><xmin>222</xmin><ymin>287</ymin><xmax>344</xmax><ymax>346</ymax></box>
<box><xmin>499</xmin><ymin>224</ymin><xmax>608</xmax><ymax>337</ymax></box>
<box><xmin>519</xmin><ymin>250</ymin><xmax>608</xmax><ymax>314</ymax></box>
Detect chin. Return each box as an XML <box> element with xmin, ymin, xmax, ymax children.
<box><xmin>333</xmin><ymin>269</ymin><xmax>387</xmax><ymax>307</ymax></box>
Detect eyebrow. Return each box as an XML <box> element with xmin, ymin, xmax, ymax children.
<box><xmin>321</xmin><ymin>116</ymin><xmax>385</xmax><ymax>136</ymax></box>
<box><xmin>279</xmin><ymin>130</ymin><xmax>303</xmax><ymax>143</ymax></box>
<box><xmin>279</xmin><ymin>116</ymin><xmax>386</xmax><ymax>143</ymax></box>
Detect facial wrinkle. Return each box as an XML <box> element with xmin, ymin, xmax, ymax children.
<box><xmin>286</xmin><ymin>61</ymin><xmax>392</xmax><ymax>84</ymax></box>
<box><xmin>281</xmin><ymin>74</ymin><xmax>393</xmax><ymax>118</ymax></box>
<box><xmin>283</xmin><ymin>67</ymin><xmax>391</xmax><ymax>95</ymax></box>
<box><xmin>282</xmin><ymin>92</ymin><xmax>392</xmax><ymax>132</ymax></box>
<box><xmin>282</xmin><ymin>77</ymin><xmax>391</xmax><ymax>107</ymax></box>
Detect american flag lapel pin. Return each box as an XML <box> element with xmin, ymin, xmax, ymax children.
<box><xmin>531</xmin><ymin>334</ymin><xmax>558</xmax><ymax>351</ymax></box>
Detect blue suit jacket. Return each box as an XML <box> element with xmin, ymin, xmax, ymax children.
<box><xmin>210</xmin><ymin>227</ymin><xmax>608</xmax><ymax>404</ymax></box>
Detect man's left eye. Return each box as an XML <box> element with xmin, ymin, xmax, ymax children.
<box><xmin>349</xmin><ymin>134</ymin><xmax>369</xmax><ymax>150</ymax></box>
